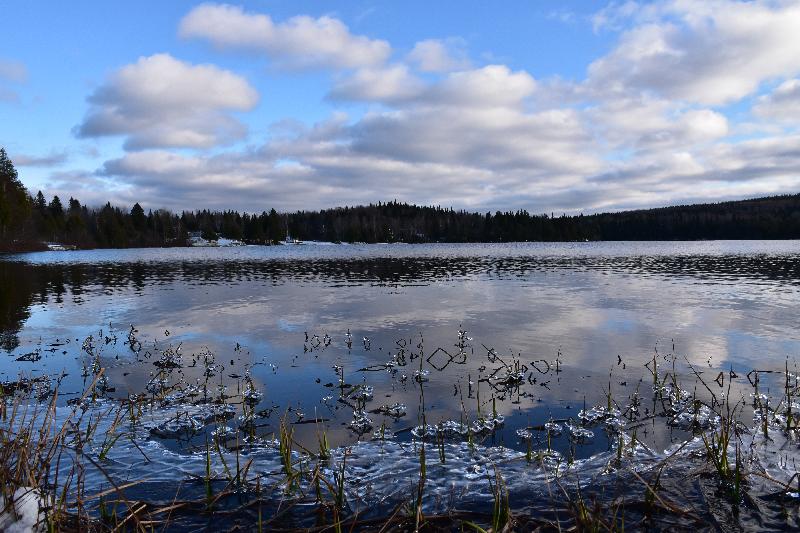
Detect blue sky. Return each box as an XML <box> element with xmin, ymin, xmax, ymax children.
<box><xmin>2</xmin><ymin>1</ymin><xmax>800</xmax><ymax>213</ymax></box>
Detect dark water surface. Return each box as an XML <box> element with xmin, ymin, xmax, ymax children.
<box><xmin>2</xmin><ymin>241</ymin><xmax>800</xmax><ymax>450</ymax></box>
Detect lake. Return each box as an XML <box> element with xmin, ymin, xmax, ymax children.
<box><xmin>2</xmin><ymin>241</ymin><xmax>799</xmax><ymax>528</ymax></box>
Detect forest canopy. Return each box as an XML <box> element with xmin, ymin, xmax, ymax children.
<box><xmin>2</xmin><ymin>147</ymin><xmax>800</xmax><ymax>251</ymax></box>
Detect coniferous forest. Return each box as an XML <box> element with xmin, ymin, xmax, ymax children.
<box><xmin>2</xmin><ymin>147</ymin><xmax>800</xmax><ymax>252</ymax></box>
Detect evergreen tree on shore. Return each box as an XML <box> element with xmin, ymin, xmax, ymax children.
<box><xmin>0</xmin><ymin>148</ymin><xmax>31</xmax><ymax>246</ymax></box>
<box><xmin>2</xmin><ymin>145</ymin><xmax>800</xmax><ymax>251</ymax></box>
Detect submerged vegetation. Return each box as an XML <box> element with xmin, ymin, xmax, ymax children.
<box><xmin>1</xmin><ymin>325</ymin><xmax>799</xmax><ymax>531</ymax></box>
<box><xmin>3</xmin><ymin>147</ymin><xmax>800</xmax><ymax>252</ymax></box>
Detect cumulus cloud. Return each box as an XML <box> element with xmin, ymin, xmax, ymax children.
<box><xmin>97</xmin><ymin>87</ymin><xmax>603</xmax><ymax>213</ymax></box>
<box><xmin>75</xmin><ymin>53</ymin><xmax>258</xmax><ymax>149</ymax></box>
<box><xmin>49</xmin><ymin>1</ymin><xmax>800</xmax><ymax>215</ymax></box>
<box><xmin>701</xmin><ymin>134</ymin><xmax>800</xmax><ymax>183</ymax></box>
<box><xmin>328</xmin><ymin>65</ymin><xmax>424</xmax><ymax>103</ymax></box>
<box><xmin>99</xmin><ymin>149</ymin><xmax>331</xmax><ymax>211</ymax></box>
<box><xmin>330</xmin><ymin>64</ymin><xmax>536</xmax><ymax>109</ymax></box>
<box><xmin>585</xmin><ymin>96</ymin><xmax>729</xmax><ymax>152</ymax></box>
<box><xmin>348</xmin><ymin>107</ymin><xmax>597</xmax><ymax>176</ymax></box>
<box><xmin>753</xmin><ymin>79</ymin><xmax>800</xmax><ymax>122</ymax></box>
<box><xmin>407</xmin><ymin>39</ymin><xmax>470</xmax><ymax>73</ymax></box>
<box><xmin>94</xmin><ymin>120</ymin><xmax>800</xmax><ymax>215</ymax></box>
<box><xmin>427</xmin><ymin>65</ymin><xmax>536</xmax><ymax>108</ymax></box>
<box><xmin>179</xmin><ymin>3</ymin><xmax>390</xmax><ymax>70</ymax></box>
<box><xmin>614</xmin><ymin>134</ymin><xmax>800</xmax><ymax>212</ymax></box>
<box><xmin>588</xmin><ymin>0</ymin><xmax>800</xmax><ymax>105</ymax></box>
<box><xmin>98</xmin><ymin>147</ymin><xmax>499</xmax><ymax>213</ymax></box>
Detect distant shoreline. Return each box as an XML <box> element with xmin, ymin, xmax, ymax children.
<box><xmin>3</xmin><ymin>236</ymin><xmax>800</xmax><ymax>255</ymax></box>
<box><xmin>3</xmin><ymin>186</ymin><xmax>800</xmax><ymax>253</ymax></box>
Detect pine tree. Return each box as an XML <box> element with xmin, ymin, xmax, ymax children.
<box><xmin>131</xmin><ymin>202</ymin><xmax>146</xmax><ymax>230</ymax></box>
<box><xmin>48</xmin><ymin>195</ymin><xmax>64</xmax><ymax>218</ymax></box>
<box><xmin>267</xmin><ymin>208</ymin><xmax>282</xmax><ymax>242</ymax></box>
<box><xmin>35</xmin><ymin>191</ymin><xmax>46</xmax><ymax>211</ymax></box>
<box><xmin>0</xmin><ymin>148</ymin><xmax>31</xmax><ymax>244</ymax></box>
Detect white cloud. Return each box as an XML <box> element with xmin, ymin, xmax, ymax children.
<box><xmin>585</xmin><ymin>96</ymin><xmax>729</xmax><ymax>152</ymax></box>
<box><xmin>407</xmin><ymin>39</ymin><xmax>470</xmax><ymax>73</ymax></box>
<box><xmin>179</xmin><ymin>3</ymin><xmax>390</xmax><ymax>70</ymax></box>
<box><xmin>328</xmin><ymin>65</ymin><xmax>424</xmax><ymax>103</ymax></box>
<box><xmin>702</xmin><ymin>134</ymin><xmax>800</xmax><ymax>182</ymax></box>
<box><xmin>330</xmin><ymin>64</ymin><xmax>537</xmax><ymax>109</ymax></box>
<box><xmin>95</xmin><ymin>85</ymin><xmax>603</xmax><ymax>213</ymax></box>
<box><xmin>45</xmin><ymin>1</ymin><xmax>800</xmax><ymax>215</ymax></box>
<box><xmin>92</xmin><ymin>114</ymin><xmax>800</xmax><ymax>215</ymax></box>
<box><xmin>75</xmin><ymin>53</ymin><xmax>258</xmax><ymax>149</ymax></box>
<box><xmin>348</xmin><ymin>106</ymin><xmax>597</xmax><ymax>176</ymax></box>
<box><xmin>754</xmin><ymin>79</ymin><xmax>800</xmax><ymax>122</ymax></box>
<box><xmin>589</xmin><ymin>132</ymin><xmax>800</xmax><ymax>201</ymax></box>
<box><xmin>428</xmin><ymin>65</ymin><xmax>536</xmax><ymax>108</ymax></box>
<box><xmin>588</xmin><ymin>0</ymin><xmax>800</xmax><ymax>105</ymax></box>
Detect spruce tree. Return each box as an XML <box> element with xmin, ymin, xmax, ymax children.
<box><xmin>131</xmin><ymin>202</ymin><xmax>146</xmax><ymax>230</ymax></box>
<box><xmin>48</xmin><ymin>195</ymin><xmax>64</xmax><ymax>218</ymax></box>
<box><xmin>35</xmin><ymin>191</ymin><xmax>46</xmax><ymax>211</ymax></box>
<box><xmin>0</xmin><ymin>148</ymin><xmax>31</xmax><ymax>244</ymax></box>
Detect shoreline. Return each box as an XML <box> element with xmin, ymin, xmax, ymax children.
<box><xmin>3</xmin><ymin>236</ymin><xmax>800</xmax><ymax>255</ymax></box>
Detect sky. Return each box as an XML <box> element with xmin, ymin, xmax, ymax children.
<box><xmin>2</xmin><ymin>0</ymin><xmax>800</xmax><ymax>214</ymax></box>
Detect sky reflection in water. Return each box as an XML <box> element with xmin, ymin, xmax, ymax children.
<box><xmin>1</xmin><ymin>241</ymin><xmax>799</xmax><ymax>455</ymax></box>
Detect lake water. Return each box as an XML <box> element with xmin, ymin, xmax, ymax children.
<box><xmin>2</xmin><ymin>241</ymin><xmax>800</xmax><ymax>528</ymax></box>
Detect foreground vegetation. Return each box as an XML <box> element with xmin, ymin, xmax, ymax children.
<box><xmin>1</xmin><ymin>327</ymin><xmax>799</xmax><ymax>531</ymax></box>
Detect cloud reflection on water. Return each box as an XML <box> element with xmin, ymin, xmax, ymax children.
<box><xmin>1</xmin><ymin>242</ymin><xmax>799</xmax><ymax>451</ymax></box>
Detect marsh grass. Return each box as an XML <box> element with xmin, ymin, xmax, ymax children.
<box><xmin>0</xmin><ymin>371</ymin><xmax>165</xmax><ymax>532</ymax></box>
<box><xmin>3</xmin><ymin>330</ymin><xmax>800</xmax><ymax>532</ymax></box>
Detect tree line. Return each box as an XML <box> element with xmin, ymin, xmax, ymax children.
<box><xmin>279</xmin><ymin>196</ymin><xmax>800</xmax><ymax>242</ymax></box>
<box><xmin>2</xmin><ymin>147</ymin><xmax>800</xmax><ymax>251</ymax></box>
